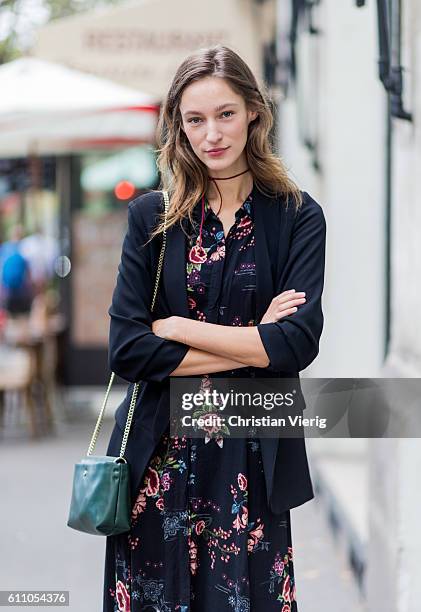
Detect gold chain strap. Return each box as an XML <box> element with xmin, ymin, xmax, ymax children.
<box><xmin>87</xmin><ymin>190</ymin><xmax>170</xmax><ymax>458</ymax></box>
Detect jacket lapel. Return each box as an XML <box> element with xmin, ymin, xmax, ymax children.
<box><xmin>162</xmin><ymin>222</ymin><xmax>190</xmax><ymax>318</ymax></box>
<box><xmin>253</xmin><ymin>186</ymin><xmax>278</xmax><ymax>319</ymax></box>
<box><xmin>252</xmin><ymin>187</ymin><xmax>282</xmax><ymax>509</ymax></box>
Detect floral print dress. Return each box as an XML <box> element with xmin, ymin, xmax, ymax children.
<box><xmin>103</xmin><ymin>186</ymin><xmax>298</xmax><ymax>612</ymax></box>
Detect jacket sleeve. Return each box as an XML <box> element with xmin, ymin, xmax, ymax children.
<box><xmin>257</xmin><ymin>191</ymin><xmax>327</xmax><ymax>373</ymax></box>
<box><xmin>108</xmin><ymin>196</ymin><xmax>190</xmax><ymax>383</ymax></box>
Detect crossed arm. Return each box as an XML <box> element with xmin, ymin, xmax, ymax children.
<box><xmin>108</xmin><ymin>192</ymin><xmax>325</xmax><ymax>383</ymax></box>
<box><xmin>151</xmin><ymin>290</ymin><xmax>307</xmax><ymax>376</ymax></box>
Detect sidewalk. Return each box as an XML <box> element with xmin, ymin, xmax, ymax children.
<box><xmin>292</xmin><ymin>493</ymin><xmax>367</xmax><ymax>611</ymax></box>
<box><xmin>0</xmin><ymin>417</ymin><xmax>112</xmax><ymax>611</ymax></box>
<box><xmin>0</xmin><ymin>416</ymin><xmax>365</xmax><ymax>611</ymax></box>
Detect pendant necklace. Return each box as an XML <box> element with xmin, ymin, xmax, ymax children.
<box><xmin>188</xmin><ymin>167</ymin><xmax>251</xmax><ymax>263</ymax></box>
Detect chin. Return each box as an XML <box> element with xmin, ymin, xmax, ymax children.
<box><xmin>208</xmin><ymin>154</ymin><xmax>240</xmax><ymax>168</ymax></box>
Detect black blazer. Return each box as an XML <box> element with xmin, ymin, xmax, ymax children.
<box><xmin>105</xmin><ymin>185</ymin><xmax>327</xmax><ymax>515</ymax></box>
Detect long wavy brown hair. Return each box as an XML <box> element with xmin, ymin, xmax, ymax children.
<box><xmin>147</xmin><ymin>44</ymin><xmax>302</xmax><ymax>242</ymax></box>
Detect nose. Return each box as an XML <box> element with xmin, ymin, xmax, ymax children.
<box><xmin>205</xmin><ymin>120</ymin><xmax>222</xmax><ymax>144</ymax></box>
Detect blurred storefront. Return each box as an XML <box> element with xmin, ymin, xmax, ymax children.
<box><xmin>0</xmin><ymin>53</ymin><xmax>162</xmax><ymax>387</ymax></box>
<box><xmin>60</xmin><ymin>146</ymin><xmax>158</xmax><ymax>385</ymax></box>
<box><xmin>0</xmin><ymin>146</ymin><xmax>158</xmax><ymax>387</ymax></box>
<box><xmin>31</xmin><ymin>0</ymin><xmax>270</xmax><ymax>99</ymax></box>
<box><xmin>1</xmin><ymin>0</ymin><xmax>277</xmax><ymax>388</ymax></box>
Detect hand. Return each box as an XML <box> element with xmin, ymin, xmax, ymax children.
<box><xmin>260</xmin><ymin>289</ymin><xmax>306</xmax><ymax>324</ymax></box>
<box><xmin>152</xmin><ymin>316</ymin><xmax>183</xmax><ymax>342</ymax></box>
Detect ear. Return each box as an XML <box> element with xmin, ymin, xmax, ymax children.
<box><xmin>248</xmin><ymin>110</ymin><xmax>258</xmax><ymax>123</ymax></box>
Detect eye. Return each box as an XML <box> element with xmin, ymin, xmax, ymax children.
<box><xmin>186</xmin><ymin>110</ymin><xmax>234</xmax><ymax>125</ymax></box>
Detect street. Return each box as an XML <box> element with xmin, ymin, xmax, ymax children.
<box><xmin>0</xmin><ymin>417</ymin><xmax>365</xmax><ymax>611</ymax></box>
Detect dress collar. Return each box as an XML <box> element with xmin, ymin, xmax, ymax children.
<box><xmin>191</xmin><ymin>182</ymin><xmax>256</xmax><ymax>228</ymax></box>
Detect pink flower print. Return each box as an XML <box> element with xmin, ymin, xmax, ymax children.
<box><xmin>273</xmin><ymin>554</ymin><xmax>285</xmax><ymax>576</ymax></box>
<box><xmin>281</xmin><ymin>605</ymin><xmax>291</xmax><ymax>612</ymax></box>
<box><xmin>161</xmin><ymin>472</ymin><xmax>171</xmax><ymax>491</ymax></box>
<box><xmin>210</xmin><ymin>245</ymin><xmax>225</xmax><ymax>261</ymax></box>
<box><xmin>237</xmin><ymin>473</ymin><xmax>247</xmax><ymax>491</ymax></box>
<box><xmin>188</xmin><ymin>536</ymin><xmax>199</xmax><ymax>575</ymax></box>
<box><xmin>131</xmin><ymin>489</ymin><xmax>147</xmax><ymax>522</ymax></box>
<box><xmin>115</xmin><ymin>580</ymin><xmax>130</xmax><ymax>612</ymax></box>
<box><xmin>247</xmin><ymin>520</ymin><xmax>265</xmax><ymax>552</ymax></box>
<box><xmin>233</xmin><ymin>505</ymin><xmax>248</xmax><ymax>532</ymax></box>
<box><xmin>232</xmin><ymin>515</ymin><xmax>242</xmax><ymax>531</ymax></box>
<box><xmin>195</xmin><ymin>520</ymin><xmax>205</xmax><ymax>535</ymax></box>
<box><xmin>241</xmin><ymin>505</ymin><xmax>248</xmax><ymax>527</ymax></box>
<box><xmin>288</xmin><ymin>545</ymin><xmax>293</xmax><ymax>561</ymax></box>
<box><xmin>155</xmin><ymin>497</ymin><xmax>164</xmax><ymax>511</ymax></box>
<box><xmin>291</xmin><ymin>583</ymin><xmax>296</xmax><ymax>601</ymax></box>
<box><xmin>189</xmin><ymin>244</ymin><xmax>207</xmax><ymax>264</ymax></box>
<box><xmin>188</xmin><ymin>297</ymin><xmax>197</xmax><ymax>309</ymax></box>
<box><xmin>282</xmin><ymin>574</ymin><xmax>291</xmax><ymax>603</ymax></box>
<box><xmin>201</xmin><ymin>413</ymin><xmax>221</xmax><ymax>437</ymax></box>
<box><xmin>144</xmin><ymin>467</ymin><xmax>160</xmax><ymax>497</ymax></box>
<box><xmin>128</xmin><ymin>535</ymin><xmax>140</xmax><ymax>550</ymax></box>
<box><xmin>237</xmin><ymin>215</ymin><xmax>252</xmax><ymax>229</ymax></box>
<box><xmin>196</xmin><ymin>310</ymin><xmax>206</xmax><ymax>321</ymax></box>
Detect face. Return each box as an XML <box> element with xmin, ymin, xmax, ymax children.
<box><xmin>179</xmin><ymin>76</ymin><xmax>257</xmax><ymax>175</ymax></box>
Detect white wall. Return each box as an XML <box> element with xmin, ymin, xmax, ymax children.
<box><xmin>386</xmin><ymin>0</ymin><xmax>421</xmax><ymax>377</ymax></box>
<box><xmin>277</xmin><ymin>0</ymin><xmax>387</xmax><ymax>378</ymax></box>
<box><xmin>276</xmin><ymin>2</ymin><xmax>421</xmax><ymax>611</ymax></box>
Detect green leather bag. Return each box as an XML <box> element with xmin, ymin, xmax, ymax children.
<box><xmin>67</xmin><ymin>191</ymin><xmax>170</xmax><ymax>536</ymax></box>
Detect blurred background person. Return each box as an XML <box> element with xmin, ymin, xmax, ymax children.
<box><xmin>0</xmin><ymin>223</ymin><xmax>34</xmax><ymax>319</ymax></box>
<box><xmin>20</xmin><ymin>223</ymin><xmax>59</xmax><ymax>296</ymax></box>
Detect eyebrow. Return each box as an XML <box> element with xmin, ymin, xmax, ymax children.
<box><xmin>182</xmin><ymin>102</ymin><xmax>240</xmax><ymax>116</ymax></box>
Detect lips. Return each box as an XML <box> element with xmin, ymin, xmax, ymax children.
<box><xmin>206</xmin><ymin>147</ymin><xmax>228</xmax><ymax>153</ymax></box>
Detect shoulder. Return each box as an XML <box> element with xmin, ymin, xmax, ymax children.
<box><xmin>295</xmin><ymin>190</ymin><xmax>326</xmax><ymax>230</ymax></box>
<box><xmin>267</xmin><ymin>189</ymin><xmax>326</xmax><ymax>231</ymax></box>
<box><xmin>127</xmin><ymin>190</ymin><xmax>164</xmax><ymax>234</ymax></box>
<box><xmin>299</xmin><ymin>191</ymin><xmax>325</xmax><ymax>216</ymax></box>
<box><xmin>128</xmin><ymin>190</ymin><xmax>163</xmax><ymax>219</ymax></box>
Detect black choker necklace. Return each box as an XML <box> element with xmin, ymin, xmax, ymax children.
<box><xmin>209</xmin><ymin>168</ymin><xmax>251</xmax><ymax>180</ymax></box>
<box><xmin>208</xmin><ymin>166</ymin><xmax>251</xmax><ymax>217</ymax></box>
<box><xmin>188</xmin><ymin>167</ymin><xmax>252</xmax><ymax>263</ymax></box>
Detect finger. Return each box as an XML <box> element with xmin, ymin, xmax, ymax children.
<box><xmin>281</xmin><ymin>289</ymin><xmax>296</xmax><ymax>295</ymax></box>
<box><xmin>275</xmin><ymin>291</ymin><xmax>306</xmax><ymax>304</ymax></box>
<box><xmin>271</xmin><ymin>290</ymin><xmax>294</xmax><ymax>305</ymax></box>
<box><xmin>279</xmin><ymin>297</ymin><xmax>306</xmax><ymax>310</ymax></box>
<box><xmin>276</xmin><ymin>306</ymin><xmax>298</xmax><ymax>318</ymax></box>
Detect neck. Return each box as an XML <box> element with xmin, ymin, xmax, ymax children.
<box><xmin>206</xmin><ymin>162</ymin><xmax>253</xmax><ymax>213</ymax></box>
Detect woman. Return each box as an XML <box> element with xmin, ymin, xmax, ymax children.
<box><xmin>103</xmin><ymin>45</ymin><xmax>326</xmax><ymax>612</ymax></box>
